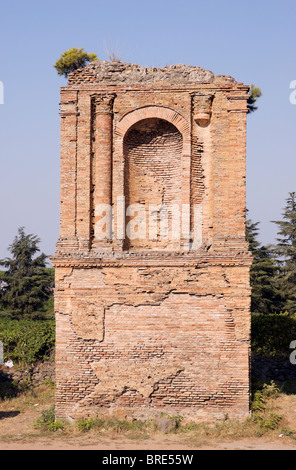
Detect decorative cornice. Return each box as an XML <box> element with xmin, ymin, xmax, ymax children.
<box><xmin>91</xmin><ymin>93</ymin><xmax>116</xmax><ymax>115</ymax></box>
<box><xmin>51</xmin><ymin>251</ymin><xmax>252</xmax><ymax>269</ymax></box>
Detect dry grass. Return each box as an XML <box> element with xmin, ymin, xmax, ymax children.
<box><xmin>1</xmin><ymin>380</ymin><xmax>296</xmax><ymax>449</ymax></box>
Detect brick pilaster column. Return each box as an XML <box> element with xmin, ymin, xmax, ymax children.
<box><xmin>91</xmin><ymin>93</ymin><xmax>116</xmax><ymax>247</ymax></box>
<box><xmin>226</xmin><ymin>89</ymin><xmax>249</xmax><ymax>250</ymax></box>
<box><xmin>56</xmin><ymin>92</ymin><xmax>79</xmax><ymax>251</ymax></box>
<box><xmin>212</xmin><ymin>87</ymin><xmax>249</xmax><ymax>252</ymax></box>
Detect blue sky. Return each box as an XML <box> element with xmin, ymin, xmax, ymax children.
<box><xmin>0</xmin><ymin>0</ymin><xmax>295</xmax><ymax>260</ymax></box>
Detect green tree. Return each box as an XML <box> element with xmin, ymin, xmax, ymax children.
<box><xmin>246</xmin><ymin>214</ymin><xmax>279</xmax><ymax>313</ymax></box>
<box><xmin>247</xmin><ymin>84</ymin><xmax>262</xmax><ymax>113</ymax></box>
<box><xmin>272</xmin><ymin>192</ymin><xmax>296</xmax><ymax>314</ymax></box>
<box><xmin>54</xmin><ymin>47</ymin><xmax>98</xmax><ymax>78</ymax></box>
<box><xmin>0</xmin><ymin>227</ymin><xmax>54</xmax><ymax>318</ymax></box>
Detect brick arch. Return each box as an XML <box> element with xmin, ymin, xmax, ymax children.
<box><xmin>114</xmin><ymin>106</ymin><xmax>191</xmax><ymax>155</ymax></box>
<box><xmin>113</xmin><ymin>106</ymin><xmax>192</xmax><ymax>250</ymax></box>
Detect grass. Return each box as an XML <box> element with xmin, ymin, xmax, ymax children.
<box><xmin>67</xmin><ymin>379</ymin><xmax>296</xmax><ymax>444</ymax></box>
<box><xmin>1</xmin><ymin>378</ymin><xmax>296</xmax><ymax>448</ymax></box>
<box><xmin>76</xmin><ymin>416</ymin><xmax>157</xmax><ymax>435</ymax></box>
<box><xmin>0</xmin><ymin>382</ymin><xmax>55</xmax><ymax>413</ymax></box>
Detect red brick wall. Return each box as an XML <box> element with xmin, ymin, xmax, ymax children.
<box><xmin>52</xmin><ymin>62</ymin><xmax>252</xmax><ymax>421</ymax></box>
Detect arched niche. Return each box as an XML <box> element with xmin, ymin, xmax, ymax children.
<box><xmin>113</xmin><ymin>106</ymin><xmax>191</xmax><ymax>251</ymax></box>
<box><xmin>123</xmin><ymin>118</ymin><xmax>183</xmax><ymax>250</ymax></box>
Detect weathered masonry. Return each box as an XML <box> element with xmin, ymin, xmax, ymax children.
<box><xmin>52</xmin><ymin>61</ymin><xmax>252</xmax><ymax>421</ymax></box>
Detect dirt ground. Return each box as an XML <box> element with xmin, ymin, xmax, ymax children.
<box><xmin>1</xmin><ymin>385</ymin><xmax>296</xmax><ymax>450</ymax></box>
<box><xmin>1</xmin><ymin>436</ymin><xmax>296</xmax><ymax>451</ymax></box>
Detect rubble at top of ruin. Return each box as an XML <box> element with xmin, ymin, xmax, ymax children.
<box><xmin>67</xmin><ymin>59</ymin><xmax>238</xmax><ymax>87</ymax></box>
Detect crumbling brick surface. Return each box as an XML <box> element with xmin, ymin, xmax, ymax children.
<box><xmin>52</xmin><ymin>60</ymin><xmax>252</xmax><ymax>421</ymax></box>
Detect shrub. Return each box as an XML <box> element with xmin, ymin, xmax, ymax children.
<box><xmin>35</xmin><ymin>405</ymin><xmax>64</xmax><ymax>432</ymax></box>
<box><xmin>47</xmin><ymin>420</ymin><xmax>65</xmax><ymax>432</ymax></box>
<box><xmin>262</xmin><ymin>381</ymin><xmax>281</xmax><ymax>398</ymax></box>
<box><xmin>253</xmin><ymin>412</ymin><xmax>283</xmax><ymax>431</ymax></box>
<box><xmin>77</xmin><ymin>418</ymin><xmax>95</xmax><ymax>432</ymax></box>
<box><xmin>251</xmin><ymin>380</ymin><xmax>283</xmax><ymax>432</ymax></box>
<box><xmin>251</xmin><ymin>313</ymin><xmax>296</xmax><ymax>358</ymax></box>
<box><xmin>251</xmin><ymin>391</ymin><xmax>265</xmax><ymax>412</ymax></box>
<box><xmin>0</xmin><ymin>318</ymin><xmax>55</xmax><ymax>369</ymax></box>
<box><xmin>54</xmin><ymin>48</ymin><xmax>98</xmax><ymax>78</ymax></box>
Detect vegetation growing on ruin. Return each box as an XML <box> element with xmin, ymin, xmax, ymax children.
<box><xmin>54</xmin><ymin>47</ymin><xmax>98</xmax><ymax>78</ymax></box>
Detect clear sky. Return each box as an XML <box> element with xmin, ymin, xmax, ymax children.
<box><xmin>0</xmin><ymin>0</ymin><xmax>295</xmax><ymax>261</ymax></box>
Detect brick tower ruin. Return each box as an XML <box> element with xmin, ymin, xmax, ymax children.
<box><xmin>52</xmin><ymin>61</ymin><xmax>252</xmax><ymax>421</ymax></box>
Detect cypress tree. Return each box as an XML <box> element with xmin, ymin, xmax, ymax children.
<box><xmin>272</xmin><ymin>192</ymin><xmax>296</xmax><ymax>314</ymax></box>
<box><xmin>246</xmin><ymin>214</ymin><xmax>279</xmax><ymax>314</ymax></box>
<box><xmin>0</xmin><ymin>227</ymin><xmax>54</xmax><ymax>318</ymax></box>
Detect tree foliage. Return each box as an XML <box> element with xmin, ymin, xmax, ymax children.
<box><xmin>0</xmin><ymin>227</ymin><xmax>54</xmax><ymax>318</ymax></box>
<box><xmin>0</xmin><ymin>318</ymin><xmax>55</xmax><ymax>368</ymax></box>
<box><xmin>247</xmin><ymin>84</ymin><xmax>262</xmax><ymax>113</ymax></box>
<box><xmin>251</xmin><ymin>313</ymin><xmax>296</xmax><ymax>358</ymax></box>
<box><xmin>246</xmin><ymin>214</ymin><xmax>279</xmax><ymax>314</ymax></box>
<box><xmin>54</xmin><ymin>47</ymin><xmax>98</xmax><ymax>78</ymax></box>
<box><xmin>247</xmin><ymin>192</ymin><xmax>296</xmax><ymax>315</ymax></box>
<box><xmin>272</xmin><ymin>192</ymin><xmax>296</xmax><ymax>314</ymax></box>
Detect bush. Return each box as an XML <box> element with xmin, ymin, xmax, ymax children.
<box><xmin>262</xmin><ymin>381</ymin><xmax>281</xmax><ymax>398</ymax></box>
<box><xmin>54</xmin><ymin>48</ymin><xmax>98</xmax><ymax>78</ymax></box>
<box><xmin>77</xmin><ymin>418</ymin><xmax>96</xmax><ymax>432</ymax></box>
<box><xmin>253</xmin><ymin>412</ymin><xmax>283</xmax><ymax>431</ymax></box>
<box><xmin>251</xmin><ymin>313</ymin><xmax>296</xmax><ymax>358</ymax></box>
<box><xmin>35</xmin><ymin>405</ymin><xmax>64</xmax><ymax>432</ymax></box>
<box><xmin>0</xmin><ymin>318</ymin><xmax>55</xmax><ymax>368</ymax></box>
<box><xmin>251</xmin><ymin>391</ymin><xmax>265</xmax><ymax>412</ymax></box>
<box><xmin>250</xmin><ymin>379</ymin><xmax>283</xmax><ymax>432</ymax></box>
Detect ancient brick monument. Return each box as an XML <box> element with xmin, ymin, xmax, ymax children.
<box><xmin>52</xmin><ymin>60</ymin><xmax>252</xmax><ymax>421</ymax></box>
